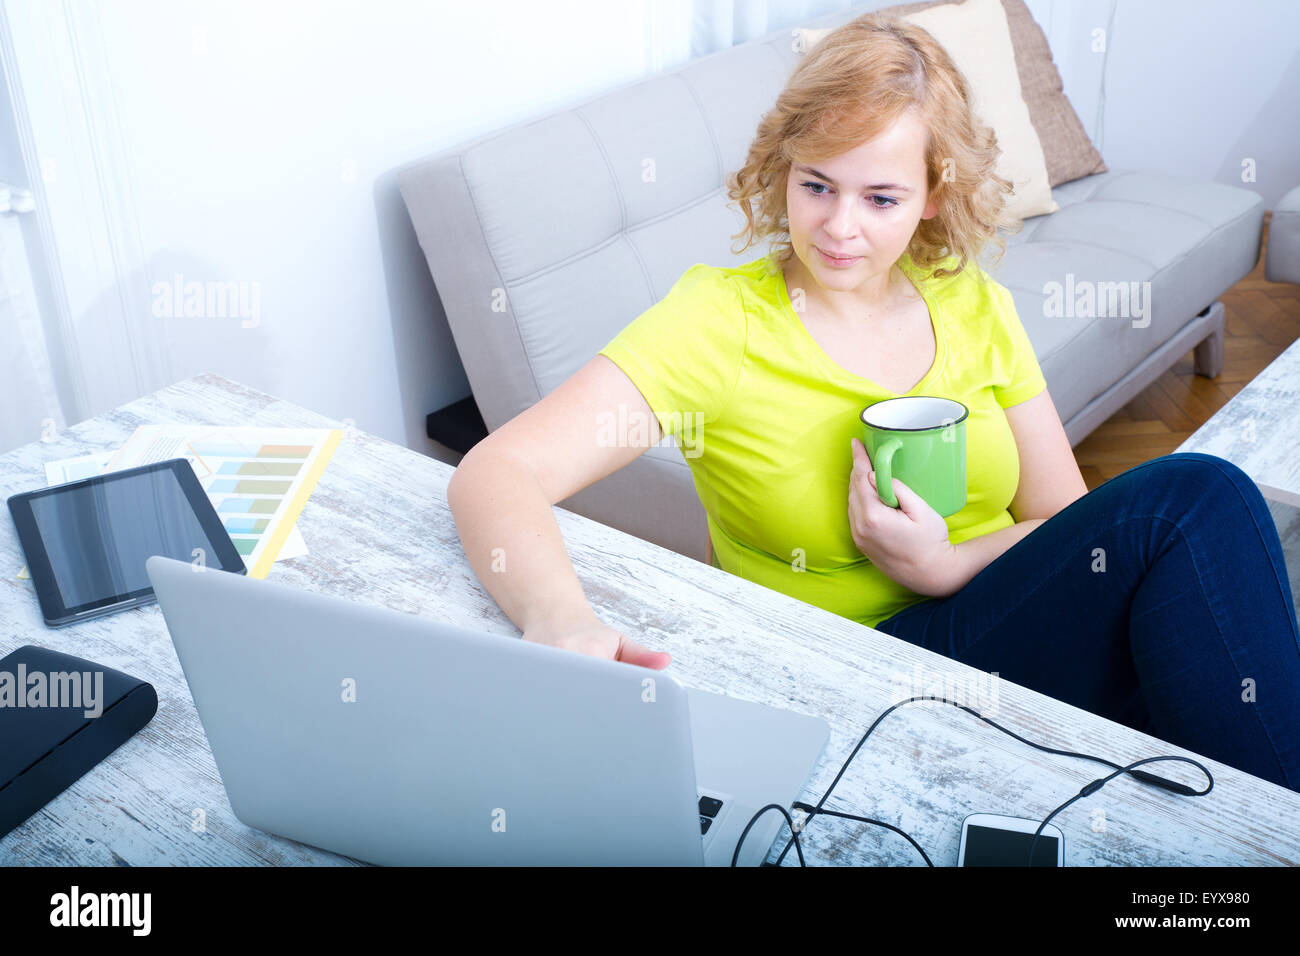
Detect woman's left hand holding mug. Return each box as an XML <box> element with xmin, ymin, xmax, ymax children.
<box><xmin>849</xmin><ymin>437</ymin><xmax>964</xmax><ymax>597</ymax></box>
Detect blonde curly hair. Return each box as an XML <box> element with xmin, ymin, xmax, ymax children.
<box><xmin>725</xmin><ymin>12</ymin><xmax>1022</xmax><ymax>284</ymax></box>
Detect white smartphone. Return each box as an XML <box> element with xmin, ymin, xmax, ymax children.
<box><xmin>958</xmin><ymin>813</ymin><xmax>1065</xmax><ymax>867</ymax></box>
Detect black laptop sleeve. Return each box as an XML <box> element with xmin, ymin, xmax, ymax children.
<box><xmin>0</xmin><ymin>645</ymin><xmax>158</xmax><ymax>839</ymax></box>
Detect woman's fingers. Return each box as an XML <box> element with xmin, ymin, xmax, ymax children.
<box><xmin>617</xmin><ymin>635</ymin><xmax>672</xmax><ymax>670</ymax></box>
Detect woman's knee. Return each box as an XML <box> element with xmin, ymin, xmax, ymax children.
<box><xmin>1124</xmin><ymin>453</ymin><xmax>1264</xmax><ymax>513</ymax></box>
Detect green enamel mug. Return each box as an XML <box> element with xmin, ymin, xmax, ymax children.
<box><xmin>859</xmin><ymin>396</ymin><xmax>968</xmax><ymax>517</ymax></box>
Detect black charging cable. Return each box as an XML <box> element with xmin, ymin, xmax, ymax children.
<box><xmin>730</xmin><ymin>695</ymin><xmax>1214</xmax><ymax>867</ymax></box>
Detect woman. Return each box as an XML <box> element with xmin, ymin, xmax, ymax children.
<box><xmin>447</xmin><ymin>14</ymin><xmax>1300</xmax><ymax>791</ymax></box>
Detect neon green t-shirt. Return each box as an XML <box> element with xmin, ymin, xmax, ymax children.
<box><xmin>597</xmin><ymin>250</ymin><xmax>1047</xmax><ymax>630</ymax></box>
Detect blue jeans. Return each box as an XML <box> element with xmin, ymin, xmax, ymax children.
<box><xmin>874</xmin><ymin>452</ymin><xmax>1300</xmax><ymax>793</ymax></box>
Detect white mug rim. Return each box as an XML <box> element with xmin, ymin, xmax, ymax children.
<box><xmin>860</xmin><ymin>396</ymin><xmax>969</xmax><ymax>432</ymax></box>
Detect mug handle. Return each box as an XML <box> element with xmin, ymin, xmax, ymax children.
<box><xmin>874</xmin><ymin>438</ymin><xmax>902</xmax><ymax>508</ymax></box>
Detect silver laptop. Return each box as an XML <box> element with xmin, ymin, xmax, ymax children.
<box><xmin>146</xmin><ymin>555</ymin><xmax>830</xmax><ymax>865</ymax></box>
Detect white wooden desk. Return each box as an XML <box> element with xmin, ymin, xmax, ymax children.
<box><xmin>1175</xmin><ymin>336</ymin><xmax>1300</xmax><ymax>507</ymax></box>
<box><xmin>2</xmin><ymin>373</ymin><xmax>1297</xmax><ymax>865</ymax></box>
<box><xmin>1176</xmin><ymin>336</ymin><xmax>1300</xmax><ymax>628</ymax></box>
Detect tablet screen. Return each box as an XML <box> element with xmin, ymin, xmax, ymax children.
<box><xmin>27</xmin><ymin>465</ymin><xmax>226</xmax><ymax>610</ymax></box>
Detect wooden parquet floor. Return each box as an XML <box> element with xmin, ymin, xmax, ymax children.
<box><xmin>1074</xmin><ymin>212</ymin><xmax>1300</xmax><ymax>488</ymax></box>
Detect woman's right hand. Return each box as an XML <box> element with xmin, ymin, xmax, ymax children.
<box><xmin>522</xmin><ymin>612</ymin><xmax>672</xmax><ymax>669</ymax></box>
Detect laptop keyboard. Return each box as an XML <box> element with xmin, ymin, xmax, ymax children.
<box><xmin>697</xmin><ymin>792</ymin><xmax>725</xmax><ymax>835</ymax></box>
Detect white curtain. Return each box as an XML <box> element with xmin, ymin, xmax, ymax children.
<box><xmin>0</xmin><ymin>206</ymin><xmax>66</xmax><ymax>454</ymax></box>
<box><xmin>688</xmin><ymin>0</ymin><xmax>858</xmax><ymax>58</ymax></box>
<box><xmin>647</xmin><ymin>0</ymin><xmax>860</xmax><ymax>73</ymax></box>
<box><xmin>1</xmin><ymin>1</ymin><xmax>75</xmax><ymax>457</ymax></box>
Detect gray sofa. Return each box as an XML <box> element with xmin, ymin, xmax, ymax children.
<box><xmin>1267</xmin><ymin>186</ymin><xmax>1300</xmax><ymax>284</ymax></box>
<box><xmin>398</xmin><ymin>2</ymin><xmax>1262</xmax><ymax>566</ymax></box>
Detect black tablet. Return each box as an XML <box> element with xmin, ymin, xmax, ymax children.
<box><xmin>7</xmin><ymin>457</ymin><xmax>247</xmax><ymax>627</ymax></box>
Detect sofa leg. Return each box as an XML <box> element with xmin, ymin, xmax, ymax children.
<box><xmin>1193</xmin><ymin>309</ymin><xmax>1225</xmax><ymax>378</ymax></box>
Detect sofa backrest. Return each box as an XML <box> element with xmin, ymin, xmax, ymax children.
<box><xmin>397</xmin><ymin>2</ymin><xmax>902</xmax><ymax>436</ymax></box>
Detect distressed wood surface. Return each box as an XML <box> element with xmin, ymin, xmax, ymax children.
<box><xmin>1265</xmin><ymin>499</ymin><xmax>1300</xmax><ymax>621</ymax></box>
<box><xmin>1176</xmin><ymin>337</ymin><xmax>1300</xmax><ymax>507</ymax></box>
<box><xmin>2</xmin><ymin>372</ymin><xmax>1298</xmax><ymax>866</ymax></box>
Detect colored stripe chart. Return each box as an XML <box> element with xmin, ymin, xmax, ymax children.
<box><xmin>106</xmin><ymin>425</ymin><xmax>343</xmax><ymax>578</ymax></box>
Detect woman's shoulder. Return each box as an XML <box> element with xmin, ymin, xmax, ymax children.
<box><xmin>666</xmin><ymin>255</ymin><xmax>785</xmax><ymax>318</ymax></box>
<box><xmin>677</xmin><ymin>254</ymin><xmax>778</xmax><ymax>290</ymax></box>
<box><xmin>904</xmin><ymin>251</ymin><xmax>1009</xmax><ymax>316</ymax></box>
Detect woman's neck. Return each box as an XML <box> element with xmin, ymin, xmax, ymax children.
<box><xmin>783</xmin><ymin>255</ymin><xmax>915</xmax><ymax>326</ymax></box>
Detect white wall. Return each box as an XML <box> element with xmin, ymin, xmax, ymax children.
<box><xmin>3</xmin><ymin>0</ymin><xmax>658</xmax><ymax>457</ymax></box>
<box><xmin>1027</xmin><ymin>0</ymin><xmax>1300</xmax><ymax>197</ymax></box>
<box><xmin>5</xmin><ymin>0</ymin><xmax>1299</xmax><ymax>460</ymax></box>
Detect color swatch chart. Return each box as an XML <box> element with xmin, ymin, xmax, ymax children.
<box><xmin>107</xmin><ymin>425</ymin><xmax>342</xmax><ymax>578</ymax></box>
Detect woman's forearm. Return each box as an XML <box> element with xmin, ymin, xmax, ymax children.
<box><xmin>929</xmin><ymin>518</ymin><xmax>1047</xmax><ymax>598</ymax></box>
<box><xmin>446</xmin><ymin>449</ymin><xmax>600</xmax><ymax>633</ymax></box>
